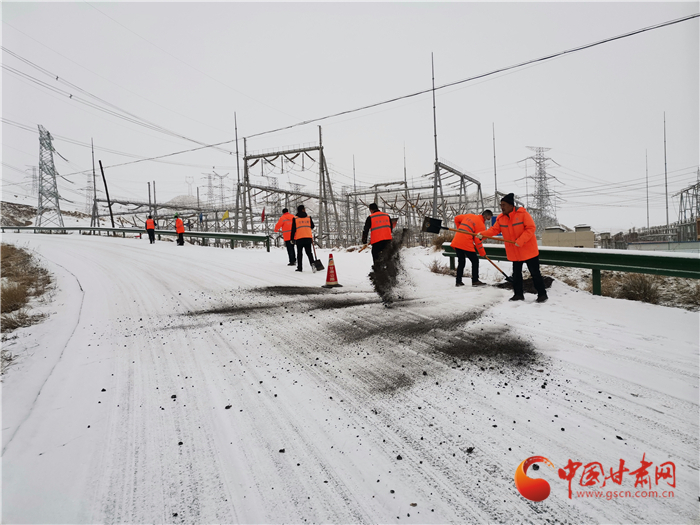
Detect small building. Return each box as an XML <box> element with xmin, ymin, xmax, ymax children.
<box><xmin>542</xmin><ymin>223</ymin><xmax>595</xmax><ymax>248</ymax></box>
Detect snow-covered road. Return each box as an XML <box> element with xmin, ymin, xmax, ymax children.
<box><xmin>2</xmin><ymin>233</ymin><xmax>698</xmax><ymax>523</ymax></box>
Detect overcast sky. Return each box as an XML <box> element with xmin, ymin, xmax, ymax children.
<box><xmin>2</xmin><ymin>1</ymin><xmax>698</xmax><ymax>233</ymax></box>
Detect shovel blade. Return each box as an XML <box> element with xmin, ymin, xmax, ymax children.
<box><xmin>313</xmin><ymin>260</ymin><xmax>325</xmax><ymax>272</ymax></box>
<box><xmin>421</xmin><ymin>216</ymin><xmax>443</xmax><ymax>234</ymax></box>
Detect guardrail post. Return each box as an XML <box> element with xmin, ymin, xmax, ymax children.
<box><xmin>230</xmin><ymin>239</ymin><xmax>234</xmax><ymax>249</ymax></box>
<box><xmin>592</xmin><ymin>269</ymin><xmax>601</xmax><ymax>296</ymax></box>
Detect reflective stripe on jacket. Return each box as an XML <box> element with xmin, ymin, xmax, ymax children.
<box><xmin>450</xmin><ymin>214</ymin><xmax>486</xmax><ymax>256</ymax></box>
<box><xmin>294</xmin><ymin>216</ymin><xmax>312</xmax><ymax>239</ymax></box>
<box><xmin>274</xmin><ymin>212</ymin><xmax>294</xmax><ymax>241</ymax></box>
<box><xmin>369</xmin><ymin>211</ymin><xmax>392</xmax><ymax>244</ymax></box>
<box><xmin>175</xmin><ymin>218</ymin><xmax>185</xmax><ymax>234</ymax></box>
<box><xmin>146</xmin><ymin>219</ymin><xmax>155</xmax><ymax>230</ymax></box>
<box><xmin>481</xmin><ymin>207</ymin><xmax>538</xmax><ymax>261</ymax></box>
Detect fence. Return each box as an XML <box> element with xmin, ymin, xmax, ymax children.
<box><xmin>442</xmin><ymin>243</ymin><xmax>700</xmax><ymax>295</ymax></box>
<box><xmin>0</xmin><ymin>226</ymin><xmax>271</xmax><ymax>252</ymax></box>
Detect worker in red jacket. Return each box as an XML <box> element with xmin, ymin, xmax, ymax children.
<box><xmin>451</xmin><ymin>210</ymin><xmax>492</xmax><ymax>287</ymax></box>
<box><xmin>478</xmin><ymin>193</ymin><xmax>547</xmax><ymax>302</ymax></box>
<box><xmin>362</xmin><ymin>203</ymin><xmax>393</xmax><ymax>266</ymax></box>
<box><xmin>174</xmin><ymin>213</ymin><xmax>185</xmax><ymax>246</ymax></box>
<box><xmin>145</xmin><ymin>215</ymin><xmax>157</xmax><ymax>244</ymax></box>
<box><xmin>274</xmin><ymin>208</ymin><xmax>296</xmax><ymax>266</ymax></box>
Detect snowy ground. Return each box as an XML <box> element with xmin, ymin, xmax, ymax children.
<box><xmin>1</xmin><ymin>232</ymin><xmax>698</xmax><ymax>524</ymax></box>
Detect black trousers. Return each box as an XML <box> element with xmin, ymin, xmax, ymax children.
<box><xmin>285</xmin><ymin>240</ymin><xmax>296</xmax><ymax>264</ymax></box>
<box><xmin>455</xmin><ymin>248</ymin><xmax>480</xmax><ymax>283</ymax></box>
<box><xmin>177</xmin><ymin>233</ymin><xmax>184</xmax><ymax>246</ymax></box>
<box><xmin>371</xmin><ymin>239</ymin><xmax>391</xmax><ymax>265</ymax></box>
<box><xmin>147</xmin><ymin>229</ymin><xmax>155</xmax><ymax>244</ymax></box>
<box><xmin>512</xmin><ymin>256</ymin><xmax>547</xmax><ymax>297</ymax></box>
<box><xmin>296</xmin><ymin>238</ymin><xmax>314</xmax><ymax>270</ymax></box>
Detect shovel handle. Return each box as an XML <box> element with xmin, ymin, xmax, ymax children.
<box><xmin>484</xmin><ymin>254</ymin><xmax>512</xmax><ymax>282</ymax></box>
<box><xmin>442</xmin><ymin>226</ymin><xmax>516</xmax><ymax>245</ymax></box>
<box><xmin>358</xmin><ymin>243</ymin><xmax>369</xmax><ymax>253</ymax></box>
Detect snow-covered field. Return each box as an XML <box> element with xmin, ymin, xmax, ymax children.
<box><xmin>1</xmin><ymin>232</ymin><xmax>698</xmax><ymax>524</ymax></box>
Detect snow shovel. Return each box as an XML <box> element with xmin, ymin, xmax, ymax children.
<box><xmin>311</xmin><ymin>236</ymin><xmax>325</xmax><ymax>272</ymax></box>
<box><xmin>421</xmin><ymin>216</ymin><xmax>516</xmax><ymax>244</ymax></box>
<box><xmin>484</xmin><ymin>254</ymin><xmax>514</xmax><ymax>283</ymax></box>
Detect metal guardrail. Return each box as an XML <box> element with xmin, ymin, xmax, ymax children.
<box><xmin>1</xmin><ymin>226</ymin><xmax>271</xmax><ymax>252</ymax></box>
<box><xmin>442</xmin><ymin>243</ymin><xmax>700</xmax><ymax>295</ymax></box>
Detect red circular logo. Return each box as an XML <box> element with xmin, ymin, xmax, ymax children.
<box><xmin>515</xmin><ymin>456</ymin><xmax>555</xmax><ymax>501</ymax></box>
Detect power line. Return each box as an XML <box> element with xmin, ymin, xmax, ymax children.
<box><xmin>243</xmin><ymin>13</ymin><xmax>699</xmax><ymax>140</ymax></box>
<box><xmin>2</xmin><ymin>117</ymin><xmax>239</xmax><ymax>172</ymax></box>
<box><xmin>2</xmin><ymin>20</ymin><xmax>236</xmax><ymax>136</ymax></box>
<box><xmin>2</xmin><ymin>48</ymin><xmax>240</xmax><ymax>156</ymax></box>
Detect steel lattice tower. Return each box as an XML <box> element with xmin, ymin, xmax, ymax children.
<box><xmin>526</xmin><ymin>146</ymin><xmax>558</xmax><ymax>235</ymax></box>
<box><xmin>36</xmin><ymin>125</ymin><xmax>64</xmax><ymax>228</ymax></box>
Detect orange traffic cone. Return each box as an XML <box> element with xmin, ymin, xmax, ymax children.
<box><xmin>321</xmin><ymin>253</ymin><xmax>343</xmax><ymax>288</ymax></box>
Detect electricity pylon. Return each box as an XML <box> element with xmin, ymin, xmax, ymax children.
<box><xmin>36</xmin><ymin>125</ymin><xmax>64</xmax><ymax>228</ymax></box>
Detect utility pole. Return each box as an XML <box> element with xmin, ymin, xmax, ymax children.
<box><xmin>404</xmin><ymin>144</ymin><xmax>411</xmax><ymax>236</ymax></box>
<box><xmin>319</xmin><ymin>126</ymin><xmax>324</xmax><ymax>246</ymax></box>
<box><xmin>646</xmin><ymin>150</ymin><xmax>649</xmax><ymax>229</ymax></box>
<box><xmin>153</xmin><ymin>180</ymin><xmax>157</xmax><ymax>221</ymax></box>
<box><xmin>98</xmin><ymin>160</ymin><xmax>115</xmax><ymax>229</ymax></box>
<box><xmin>234</xmin><ymin>112</ymin><xmax>241</xmax><ymax>233</ymax></box>
<box><xmin>524</xmin><ymin>159</ymin><xmax>529</xmax><ymax>208</ymax></box>
<box><xmin>492</xmin><ymin>123</ymin><xmax>498</xmax><ymax>207</ymax></box>
<box><xmin>663</xmin><ymin>112</ymin><xmax>669</xmax><ymax>234</ymax></box>
<box><xmin>353</xmin><ymin>155</ymin><xmax>358</xmax><ymax>238</ymax></box>
<box><xmin>90</xmin><ymin>139</ymin><xmax>99</xmax><ymax>228</ymax></box>
<box><xmin>431</xmin><ymin>53</ymin><xmax>440</xmax><ymax>218</ymax></box>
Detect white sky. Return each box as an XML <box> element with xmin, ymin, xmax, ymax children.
<box><xmin>2</xmin><ymin>2</ymin><xmax>698</xmax><ymax>233</ymax></box>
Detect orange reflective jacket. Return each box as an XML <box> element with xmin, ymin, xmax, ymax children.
<box><xmin>274</xmin><ymin>212</ymin><xmax>294</xmax><ymax>241</ymax></box>
<box><xmin>294</xmin><ymin>216</ymin><xmax>312</xmax><ymax>240</ymax></box>
<box><xmin>146</xmin><ymin>218</ymin><xmax>155</xmax><ymax>230</ymax></box>
<box><xmin>175</xmin><ymin>218</ymin><xmax>185</xmax><ymax>234</ymax></box>
<box><xmin>481</xmin><ymin>207</ymin><xmax>538</xmax><ymax>261</ymax></box>
<box><xmin>450</xmin><ymin>214</ymin><xmax>486</xmax><ymax>256</ymax></box>
<box><xmin>369</xmin><ymin>211</ymin><xmax>392</xmax><ymax>244</ymax></box>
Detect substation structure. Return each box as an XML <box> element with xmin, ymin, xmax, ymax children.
<box><xmin>92</xmin><ymin>135</ymin><xmax>490</xmax><ymax>248</ymax></box>
<box><xmin>232</xmin><ymin>137</ymin><xmax>486</xmax><ymax>248</ymax></box>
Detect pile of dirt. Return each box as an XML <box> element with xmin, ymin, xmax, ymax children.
<box><xmin>368</xmin><ymin>228</ymin><xmax>408</xmax><ymax>305</ymax></box>
<box><xmin>493</xmin><ymin>276</ymin><xmax>554</xmax><ymax>294</ymax></box>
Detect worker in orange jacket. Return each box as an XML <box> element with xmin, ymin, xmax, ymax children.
<box><xmin>174</xmin><ymin>213</ymin><xmax>185</xmax><ymax>246</ymax></box>
<box><xmin>274</xmin><ymin>208</ymin><xmax>296</xmax><ymax>266</ymax></box>
<box><xmin>362</xmin><ymin>203</ymin><xmax>393</xmax><ymax>266</ymax></box>
<box><xmin>478</xmin><ymin>193</ymin><xmax>547</xmax><ymax>302</ymax></box>
<box><xmin>290</xmin><ymin>204</ymin><xmax>316</xmax><ymax>272</ymax></box>
<box><xmin>145</xmin><ymin>215</ymin><xmax>157</xmax><ymax>244</ymax></box>
<box><xmin>451</xmin><ymin>210</ymin><xmax>493</xmax><ymax>287</ymax></box>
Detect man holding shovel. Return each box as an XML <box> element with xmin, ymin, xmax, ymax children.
<box><xmin>477</xmin><ymin>193</ymin><xmax>548</xmax><ymax>303</ymax></box>
<box><xmin>451</xmin><ymin>210</ymin><xmax>493</xmax><ymax>287</ymax></box>
<box><xmin>291</xmin><ymin>204</ymin><xmax>317</xmax><ymax>272</ymax></box>
<box><xmin>362</xmin><ymin>203</ymin><xmax>393</xmax><ymax>267</ymax></box>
